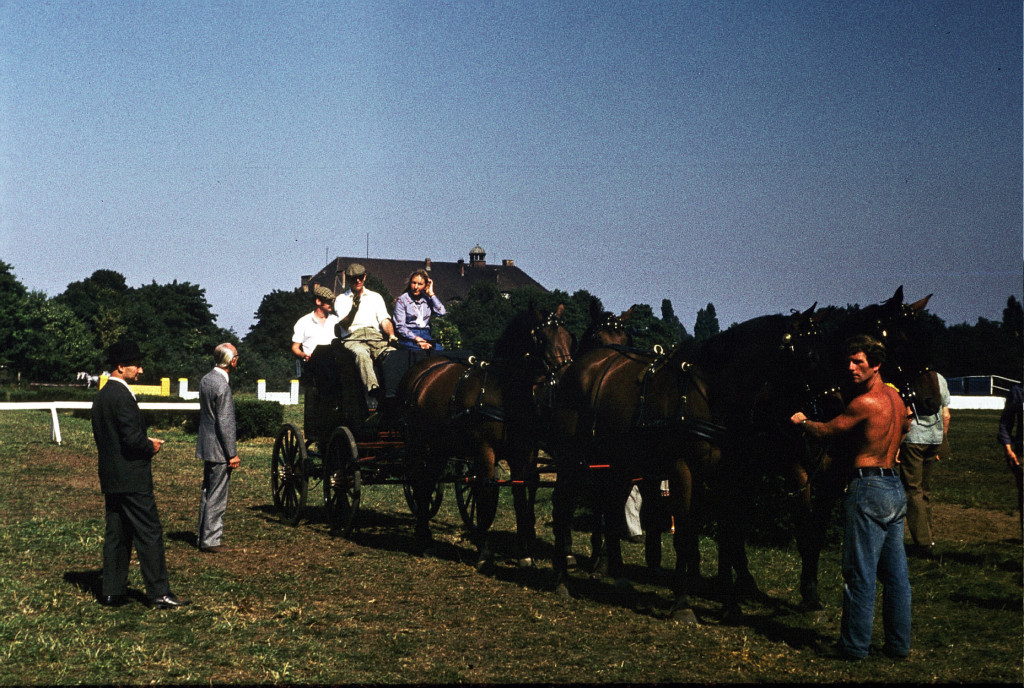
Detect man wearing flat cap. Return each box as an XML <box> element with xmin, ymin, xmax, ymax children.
<box><xmin>91</xmin><ymin>340</ymin><xmax>190</xmax><ymax>609</ymax></box>
<box><xmin>291</xmin><ymin>285</ymin><xmax>341</xmax><ymax>377</ymax></box>
<box><xmin>335</xmin><ymin>263</ymin><xmax>397</xmax><ymax>411</ymax></box>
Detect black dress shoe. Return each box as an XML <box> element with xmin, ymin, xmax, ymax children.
<box><xmin>99</xmin><ymin>594</ymin><xmax>128</xmax><ymax>607</ymax></box>
<box><xmin>150</xmin><ymin>593</ymin><xmax>191</xmax><ymax>609</ymax></box>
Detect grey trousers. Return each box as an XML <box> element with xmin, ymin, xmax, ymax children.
<box><xmin>197</xmin><ymin>461</ymin><xmax>232</xmax><ymax>548</ymax></box>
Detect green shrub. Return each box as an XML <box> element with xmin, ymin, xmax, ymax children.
<box><xmin>235</xmin><ymin>399</ymin><xmax>284</xmax><ymax>440</ymax></box>
<box><xmin>181</xmin><ymin>399</ymin><xmax>284</xmax><ymax>440</ymax></box>
<box><xmin>5</xmin><ymin>386</ymin><xmax>97</xmax><ymax>403</ymax></box>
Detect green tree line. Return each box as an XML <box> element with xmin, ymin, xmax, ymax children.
<box><xmin>1</xmin><ymin>261</ymin><xmax>1020</xmax><ymax>391</ymax></box>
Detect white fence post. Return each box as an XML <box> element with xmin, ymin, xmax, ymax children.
<box><xmin>290</xmin><ymin>379</ymin><xmax>299</xmax><ymax>405</ymax></box>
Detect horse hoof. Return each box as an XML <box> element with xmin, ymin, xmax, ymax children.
<box><xmin>554</xmin><ymin>583</ymin><xmax>572</xmax><ymax>598</ymax></box>
<box><xmin>565</xmin><ymin>555</ymin><xmax>578</xmax><ymax>570</ymax></box>
<box><xmin>517</xmin><ymin>556</ymin><xmax>535</xmax><ymax>569</ymax></box>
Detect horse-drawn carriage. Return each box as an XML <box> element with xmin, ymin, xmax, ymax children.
<box><xmin>270</xmin><ymin>343</ymin><xmax>471</xmax><ymax>536</ymax></box>
<box><xmin>269</xmin><ymin>306</ymin><xmax>576</xmax><ymax>569</ymax></box>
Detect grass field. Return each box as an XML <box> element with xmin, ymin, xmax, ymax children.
<box><xmin>0</xmin><ymin>401</ymin><xmax>1020</xmax><ymax>684</ymax></box>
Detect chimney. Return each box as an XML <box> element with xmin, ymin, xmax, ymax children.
<box><xmin>502</xmin><ymin>259</ymin><xmax>514</xmax><ymax>267</ymax></box>
<box><xmin>425</xmin><ymin>258</ymin><xmax>432</xmax><ymax>271</ymax></box>
<box><xmin>457</xmin><ymin>258</ymin><xmax>465</xmax><ymax>276</ymax></box>
<box><xmin>469</xmin><ymin>244</ymin><xmax>486</xmax><ymax>268</ymax></box>
<box><xmin>301</xmin><ymin>275</ymin><xmax>311</xmax><ymax>292</ymax></box>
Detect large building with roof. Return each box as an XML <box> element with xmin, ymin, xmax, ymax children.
<box><xmin>301</xmin><ymin>245</ymin><xmax>547</xmax><ymax>306</ymax></box>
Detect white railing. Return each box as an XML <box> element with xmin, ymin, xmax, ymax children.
<box><xmin>947</xmin><ymin>375</ymin><xmax>1020</xmax><ymax>397</ymax></box>
<box><xmin>176</xmin><ymin>378</ymin><xmax>300</xmax><ymax>405</ymax></box>
<box><xmin>0</xmin><ymin>401</ymin><xmax>199</xmax><ymax>445</ymax></box>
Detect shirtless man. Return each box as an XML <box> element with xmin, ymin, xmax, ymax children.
<box><xmin>791</xmin><ymin>334</ymin><xmax>912</xmax><ymax>661</ymax></box>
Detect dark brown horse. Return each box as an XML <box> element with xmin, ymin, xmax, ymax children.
<box><xmin>681</xmin><ymin>288</ymin><xmax>942</xmax><ymax>618</ymax></box>
<box><xmin>398</xmin><ymin>306</ymin><xmax>574</xmax><ymax>564</ymax></box>
<box><xmin>579</xmin><ymin>300</ymin><xmax>634</xmax><ymax>352</ymax></box>
<box><xmin>549</xmin><ymin>306</ymin><xmax>826</xmax><ymax>622</ymax></box>
<box><xmin>788</xmin><ymin>286</ymin><xmax>941</xmax><ymax>610</ymax></box>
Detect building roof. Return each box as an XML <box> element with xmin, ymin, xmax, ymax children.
<box><xmin>302</xmin><ymin>249</ymin><xmax>547</xmax><ymax>306</ymax></box>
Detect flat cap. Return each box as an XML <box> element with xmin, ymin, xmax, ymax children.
<box><xmin>345</xmin><ymin>263</ymin><xmax>366</xmax><ymax>278</ymax></box>
<box><xmin>314</xmin><ymin>285</ymin><xmax>335</xmax><ymax>301</ymax></box>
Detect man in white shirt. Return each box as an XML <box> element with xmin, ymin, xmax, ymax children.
<box><xmin>336</xmin><ymin>263</ymin><xmax>396</xmax><ymax>410</ymax></box>
<box><xmin>291</xmin><ymin>286</ymin><xmax>340</xmax><ymax>377</ymax></box>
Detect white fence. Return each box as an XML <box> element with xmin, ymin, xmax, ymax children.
<box><xmin>3</xmin><ymin>378</ymin><xmax>300</xmax><ymax>445</ymax></box>
<box><xmin>948</xmin><ymin>395</ymin><xmax>1008</xmax><ymax>410</ymax></box>
<box><xmin>947</xmin><ymin>375</ymin><xmax>1019</xmax><ymax>397</ymax></box>
<box><xmin>178</xmin><ymin>378</ymin><xmax>299</xmax><ymax>405</ymax></box>
<box><xmin>0</xmin><ymin>401</ymin><xmax>199</xmax><ymax>445</ymax></box>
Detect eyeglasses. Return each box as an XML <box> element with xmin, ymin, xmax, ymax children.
<box><xmin>350</xmin><ymin>274</ymin><xmax>366</xmax><ymax>282</ymax></box>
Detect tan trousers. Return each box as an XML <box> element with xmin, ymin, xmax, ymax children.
<box><xmin>899</xmin><ymin>442</ymin><xmax>939</xmax><ymax>546</ymax></box>
<box><xmin>341</xmin><ymin>328</ymin><xmax>393</xmax><ymax>393</ymax></box>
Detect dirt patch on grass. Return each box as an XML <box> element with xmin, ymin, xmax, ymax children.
<box><xmin>929</xmin><ymin>501</ymin><xmax>1020</xmax><ymax>545</ymax></box>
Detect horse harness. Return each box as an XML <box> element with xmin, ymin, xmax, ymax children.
<box><xmin>446</xmin><ymin>312</ymin><xmax>573</xmax><ymax>426</ymax></box>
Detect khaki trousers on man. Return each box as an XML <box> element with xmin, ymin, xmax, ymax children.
<box><xmin>900</xmin><ymin>442</ymin><xmax>939</xmax><ymax>546</ymax></box>
<box><xmin>341</xmin><ymin>327</ymin><xmax>392</xmax><ymax>394</ymax></box>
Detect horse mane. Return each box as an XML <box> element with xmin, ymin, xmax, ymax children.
<box><xmin>695</xmin><ymin>314</ymin><xmax>789</xmax><ymax>367</ymax></box>
<box><xmin>492</xmin><ymin>308</ymin><xmax>543</xmax><ymax>360</ymax></box>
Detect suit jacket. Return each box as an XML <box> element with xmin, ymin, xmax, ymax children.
<box><xmin>92</xmin><ymin>378</ymin><xmax>156</xmax><ymax>494</ymax></box>
<box><xmin>196</xmin><ymin>368</ymin><xmax>237</xmax><ymax>464</ymax></box>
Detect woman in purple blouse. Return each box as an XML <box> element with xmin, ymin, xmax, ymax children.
<box><xmin>393</xmin><ymin>269</ymin><xmax>446</xmax><ymax>350</ymax></box>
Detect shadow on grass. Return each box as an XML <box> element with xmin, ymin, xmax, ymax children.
<box><xmin>948</xmin><ymin>592</ymin><xmax>1023</xmax><ymax>611</ymax></box>
<box><xmin>62</xmin><ymin>569</ymin><xmax>148</xmax><ymax>606</ymax></box>
<box><xmin>167</xmin><ymin>530</ymin><xmax>198</xmax><ymax>548</ymax></box>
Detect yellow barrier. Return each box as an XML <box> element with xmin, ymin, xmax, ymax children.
<box><xmin>98</xmin><ymin>375</ymin><xmax>171</xmax><ymax>396</ymax></box>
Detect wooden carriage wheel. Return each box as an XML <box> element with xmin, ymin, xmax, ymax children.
<box><xmin>271</xmin><ymin>423</ymin><xmax>309</xmax><ymax>526</ymax></box>
<box><xmin>323</xmin><ymin>426</ymin><xmax>361</xmax><ymax>537</ymax></box>
<box><xmin>402</xmin><ymin>480</ymin><xmax>444</xmax><ymax>520</ymax></box>
<box><xmin>454</xmin><ymin>459</ymin><xmax>505</xmax><ymax>532</ymax></box>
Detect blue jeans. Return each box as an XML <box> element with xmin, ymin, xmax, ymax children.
<box><xmin>398</xmin><ymin>326</ymin><xmax>443</xmax><ymax>351</ymax></box>
<box><xmin>839</xmin><ymin>474</ymin><xmax>912</xmax><ymax>658</ymax></box>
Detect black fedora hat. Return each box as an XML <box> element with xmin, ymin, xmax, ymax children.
<box><xmin>106</xmin><ymin>340</ymin><xmax>144</xmax><ymax>366</ymax></box>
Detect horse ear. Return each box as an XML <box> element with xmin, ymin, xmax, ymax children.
<box><xmin>908</xmin><ymin>294</ymin><xmax>932</xmax><ymax>312</ymax></box>
<box><xmin>800</xmin><ymin>302</ymin><xmax>818</xmax><ymax>317</ymax></box>
<box><xmin>589</xmin><ymin>297</ymin><xmax>602</xmax><ymax>320</ymax></box>
<box><xmin>620</xmin><ymin>306</ymin><xmax>634</xmax><ymax>321</ymax></box>
<box><xmin>889</xmin><ymin>286</ymin><xmax>905</xmax><ymax>305</ymax></box>
<box><xmin>556</xmin><ymin>303</ymin><xmax>566</xmax><ymax>318</ymax></box>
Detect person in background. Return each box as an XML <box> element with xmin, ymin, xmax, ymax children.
<box><xmin>899</xmin><ymin>372</ymin><xmax>951</xmax><ymax>557</ymax></box>
<box><xmin>291</xmin><ymin>286</ymin><xmax>340</xmax><ymax>377</ymax></box>
<box><xmin>997</xmin><ymin>382</ymin><xmax>1023</xmax><ymax>534</ymax></box>
<box><xmin>196</xmin><ymin>343</ymin><xmax>241</xmax><ymax>554</ymax></box>
<box><xmin>394</xmin><ymin>269</ymin><xmax>446</xmax><ymax>351</ymax></box>
<box><xmin>91</xmin><ymin>340</ymin><xmax>189</xmax><ymax>609</ymax></box>
<box><xmin>791</xmin><ymin>335</ymin><xmax>911</xmax><ymax>660</ymax></box>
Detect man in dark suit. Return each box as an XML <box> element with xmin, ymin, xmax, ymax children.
<box><xmin>196</xmin><ymin>343</ymin><xmax>240</xmax><ymax>553</ymax></box>
<box><xmin>91</xmin><ymin>340</ymin><xmax>190</xmax><ymax>609</ymax></box>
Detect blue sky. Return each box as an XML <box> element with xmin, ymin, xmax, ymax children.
<box><xmin>2</xmin><ymin>1</ymin><xmax>1020</xmax><ymax>336</ymax></box>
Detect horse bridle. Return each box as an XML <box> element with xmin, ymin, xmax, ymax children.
<box><xmin>868</xmin><ymin>310</ymin><xmax>934</xmax><ymax>421</ymax></box>
<box><xmin>526</xmin><ymin>312</ymin><xmax>574</xmax><ymax>378</ymax></box>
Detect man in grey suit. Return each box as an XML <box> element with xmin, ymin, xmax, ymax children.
<box><xmin>92</xmin><ymin>340</ymin><xmax>189</xmax><ymax>609</ymax></box>
<box><xmin>196</xmin><ymin>343</ymin><xmax>241</xmax><ymax>553</ymax></box>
